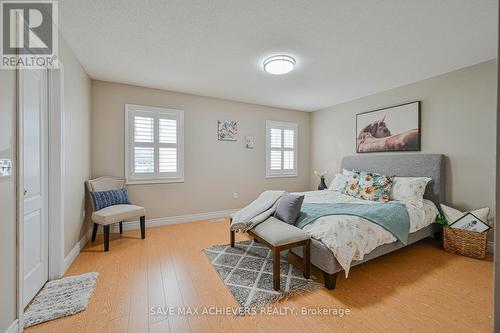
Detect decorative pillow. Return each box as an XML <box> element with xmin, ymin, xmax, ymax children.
<box><xmin>391</xmin><ymin>177</ymin><xmax>431</xmax><ymax>207</ymax></box>
<box><xmin>440</xmin><ymin>204</ymin><xmax>490</xmax><ymax>225</ymax></box>
<box><xmin>329</xmin><ymin>174</ymin><xmax>349</xmax><ymax>192</ymax></box>
<box><xmin>343</xmin><ymin>171</ymin><xmax>361</xmax><ymax>197</ymax></box>
<box><xmin>91</xmin><ymin>188</ymin><xmax>130</xmax><ymax>211</ymax></box>
<box><xmin>274</xmin><ymin>193</ymin><xmax>305</xmax><ymax>224</ymax></box>
<box><xmin>356</xmin><ymin>171</ymin><xmax>393</xmax><ymax>202</ymax></box>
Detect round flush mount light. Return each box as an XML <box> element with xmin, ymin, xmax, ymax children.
<box><xmin>263</xmin><ymin>55</ymin><xmax>296</xmax><ymax>75</ymax></box>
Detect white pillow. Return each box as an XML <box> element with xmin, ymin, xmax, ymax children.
<box><xmin>440</xmin><ymin>204</ymin><xmax>490</xmax><ymax>225</ymax></box>
<box><xmin>342</xmin><ymin>168</ymin><xmax>354</xmax><ymax>176</ymax></box>
<box><xmin>329</xmin><ymin>174</ymin><xmax>349</xmax><ymax>192</ymax></box>
<box><xmin>391</xmin><ymin>176</ymin><xmax>431</xmax><ymax>207</ymax></box>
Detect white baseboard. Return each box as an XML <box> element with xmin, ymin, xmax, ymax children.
<box><xmin>4</xmin><ymin>319</ymin><xmax>18</xmax><ymax>333</ymax></box>
<box><xmin>63</xmin><ymin>231</ymin><xmax>91</xmax><ymax>274</ymax></box>
<box><xmin>108</xmin><ymin>209</ymin><xmax>237</xmax><ymax>233</ymax></box>
<box><xmin>488</xmin><ymin>241</ymin><xmax>494</xmax><ymax>254</ymax></box>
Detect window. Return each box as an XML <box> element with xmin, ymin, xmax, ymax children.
<box><xmin>266</xmin><ymin>120</ymin><xmax>298</xmax><ymax>177</ymax></box>
<box><xmin>125</xmin><ymin>104</ymin><xmax>184</xmax><ymax>184</ymax></box>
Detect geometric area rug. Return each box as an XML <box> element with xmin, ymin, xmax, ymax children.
<box><xmin>23</xmin><ymin>272</ymin><xmax>99</xmax><ymax>328</ymax></box>
<box><xmin>203</xmin><ymin>240</ymin><xmax>323</xmax><ymax>312</ymax></box>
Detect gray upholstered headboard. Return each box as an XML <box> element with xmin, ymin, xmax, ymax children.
<box><xmin>341</xmin><ymin>154</ymin><xmax>445</xmax><ymax>206</ymax></box>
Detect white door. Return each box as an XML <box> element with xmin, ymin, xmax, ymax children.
<box><xmin>21</xmin><ymin>68</ymin><xmax>49</xmax><ymax>307</ymax></box>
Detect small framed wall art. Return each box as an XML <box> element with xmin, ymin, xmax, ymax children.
<box><xmin>218</xmin><ymin>120</ymin><xmax>238</xmax><ymax>141</ymax></box>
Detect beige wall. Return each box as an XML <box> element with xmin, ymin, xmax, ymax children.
<box><xmin>91</xmin><ymin>80</ymin><xmax>310</xmax><ymax>218</ymax></box>
<box><xmin>310</xmin><ymin>60</ymin><xmax>497</xmax><ymax>229</ymax></box>
<box><xmin>0</xmin><ymin>69</ymin><xmax>17</xmax><ymax>332</ymax></box>
<box><xmin>494</xmin><ymin>14</ymin><xmax>499</xmax><ymax>330</ymax></box>
<box><xmin>59</xmin><ymin>38</ymin><xmax>92</xmax><ymax>256</ymax></box>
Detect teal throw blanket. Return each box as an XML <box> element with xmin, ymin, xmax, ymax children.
<box><xmin>295</xmin><ymin>202</ymin><xmax>410</xmax><ymax>244</ymax></box>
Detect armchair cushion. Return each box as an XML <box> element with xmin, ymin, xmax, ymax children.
<box><xmin>90</xmin><ymin>188</ymin><xmax>130</xmax><ymax>211</ymax></box>
<box><xmin>92</xmin><ymin>204</ymin><xmax>145</xmax><ymax>225</ymax></box>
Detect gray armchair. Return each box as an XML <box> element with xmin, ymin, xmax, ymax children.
<box><xmin>86</xmin><ymin>176</ymin><xmax>145</xmax><ymax>251</ymax></box>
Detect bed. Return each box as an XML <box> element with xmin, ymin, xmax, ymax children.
<box><xmin>291</xmin><ymin>154</ymin><xmax>445</xmax><ymax>289</ymax></box>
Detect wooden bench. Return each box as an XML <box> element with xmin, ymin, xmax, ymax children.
<box><xmin>230</xmin><ymin>217</ymin><xmax>311</xmax><ymax>291</ymax></box>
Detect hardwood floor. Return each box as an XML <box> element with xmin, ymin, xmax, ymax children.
<box><xmin>26</xmin><ymin>219</ymin><xmax>493</xmax><ymax>333</ymax></box>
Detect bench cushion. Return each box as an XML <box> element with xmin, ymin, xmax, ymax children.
<box><xmin>252</xmin><ymin>217</ymin><xmax>310</xmax><ymax>247</ymax></box>
<box><xmin>92</xmin><ymin>204</ymin><xmax>145</xmax><ymax>225</ymax></box>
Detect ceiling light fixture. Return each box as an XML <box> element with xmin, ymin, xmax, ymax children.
<box><xmin>263</xmin><ymin>55</ymin><xmax>296</xmax><ymax>75</ymax></box>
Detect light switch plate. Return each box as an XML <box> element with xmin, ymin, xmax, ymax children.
<box><xmin>245</xmin><ymin>135</ymin><xmax>254</xmax><ymax>149</ymax></box>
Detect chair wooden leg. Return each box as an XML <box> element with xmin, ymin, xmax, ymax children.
<box><xmin>323</xmin><ymin>272</ymin><xmax>337</xmax><ymax>290</ymax></box>
<box><xmin>303</xmin><ymin>239</ymin><xmax>310</xmax><ymax>279</ymax></box>
<box><xmin>91</xmin><ymin>223</ymin><xmax>98</xmax><ymax>242</ymax></box>
<box><xmin>119</xmin><ymin>222</ymin><xmax>123</xmax><ymax>234</ymax></box>
<box><xmin>140</xmin><ymin>216</ymin><xmax>145</xmax><ymax>239</ymax></box>
<box><xmin>273</xmin><ymin>248</ymin><xmax>281</xmax><ymax>291</ymax></box>
<box><xmin>230</xmin><ymin>230</ymin><xmax>235</xmax><ymax>247</ymax></box>
<box><xmin>103</xmin><ymin>225</ymin><xmax>110</xmax><ymax>252</ymax></box>
<box><xmin>229</xmin><ymin>217</ymin><xmax>235</xmax><ymax>247</ymax></box>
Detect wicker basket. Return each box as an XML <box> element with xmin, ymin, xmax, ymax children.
<box><xmin>443</xmin><ymin>226</ymin><xmax>487</xmax><ymax>259</ymax></box>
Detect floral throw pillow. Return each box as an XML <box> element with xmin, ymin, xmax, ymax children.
<box><xmin>343</xmin><ymin>171</ymin><xmax>361</xmax><ymax>197</ymax></box>
<box><xmin>356</xmin><ymin>171</ymin><xmax>393</xmax><ymax>202</ymax></box>
<box><xmin>391</xmin><ymin>177</ymin><xmax>431</xmax><ymax>207</ymax></box>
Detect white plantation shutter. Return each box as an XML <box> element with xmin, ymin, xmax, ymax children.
<box><xmin>158</xmin><ymin>117</ymin><xmax>177</xmax><ymax>174</ymax></box>
<box><xmin>266</xmin><ymin>121</ymin><xmax>298</xmax><ymax>177</ymax></box>
<box><xmin>159</xmin><ymin>148</ymin><xmax>176</xmax><ymax>173</ymax></box>
<box><xmin>134</xmin><ymin>147</ymin><xmax>154</xmax><ymax>173</ymax></box>
<box><xmin>270</xmin><ymin>128</ymin><xmax>282</xmax><ymax>148</ymax></box>
<box><xmin>134</xmin><ymin>116</ymin><xmax>154</xmax><ymax>143</ymax></box>
<box><xmin>283</xmin><ymin>129</ymin><xmax>294</xmax><ymax>148</ymax></box>
<box><xmin>270</xmin><ymin>128</ymin><xmax>282</xmax><ymax>170</ymax></box>
<box><xmin>270</xmin><ymin>150</ymin><xmax>282</xmax><ymax>170</ymax></box>
<box><xmin>283</xmin><ymin>150</ymin><xmax>294</xmax><ymax>170</ymax></box>
<box><xmin>159</xmin><ymin>118</ymin><xmax>176</xmax><ymax>144</ymax></box>
<box><xmin>125</xmin><ymin>104</ymin><xmax>184</xmax><ymax>184</ymax></box>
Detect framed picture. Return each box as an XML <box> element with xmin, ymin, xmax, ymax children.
<box><xmin>356</xmin><ymin>101</ymin><xmax>420</xmax><ymax>153</ymax></box>
<box><xmin>449</xmin><ymin>212</ymin><xmax>491</xmax><ymax>233</ymax></box>
<box><xmin>0</xmin><ymin>158</ymin><xmax>12</xmax><ymax>178</ymax></box>
<box><xmin>218</xmin><ymin>120</ymin><xmax>238</xmax><ymax>141</ymax></box>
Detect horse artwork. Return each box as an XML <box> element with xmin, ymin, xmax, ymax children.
<box><xmin>356</xmin><ymin>101</ymin><xmax>420</xmax><ymax>153</ymax></box>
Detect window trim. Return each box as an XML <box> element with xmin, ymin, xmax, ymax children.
<box><xmin>265</xmin><ymin>120</ymin><xmax>298</xmax><ymax>178</ymax></box>
<box><xmin>124</xmin><ymin>104</ymin><xmax>184</xmax><ymax>185</ymax></box>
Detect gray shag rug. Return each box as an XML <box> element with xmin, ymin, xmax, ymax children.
<box><xmin>203</xmin><ymin>240</ymin><xmax>322</xmax><ymax>312</ymax></box>
<box><xmin>24</xmin><ymin>272</ymin><xmax>99</xmax><ymax>328</ymax></box>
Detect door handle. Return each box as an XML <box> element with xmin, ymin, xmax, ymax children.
<box><xmin>24</xmin><ymin>188</ymin><xmax>27</xmax><ymax>196</ymax></box>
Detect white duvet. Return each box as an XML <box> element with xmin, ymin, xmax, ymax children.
<box><xmin>295</xmin><ymin>190</ymin><xmax>439</xmax><ymax>277</ymax></box>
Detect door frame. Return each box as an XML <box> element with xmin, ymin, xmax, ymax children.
<box><xmin>16</xmin><ymin>62</ymin><xmax>65</xmax><ymax>331</ymax></box>
<box><xmin>47</xmin><ymin>62</ymin><xmax>65</xmax><ymax>280</ymax></box>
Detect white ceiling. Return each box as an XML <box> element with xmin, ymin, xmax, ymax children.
<box><xmin>59</xmin><ymin>0</ymin><xmax>497</xmax><ymax>112</ymax></box>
